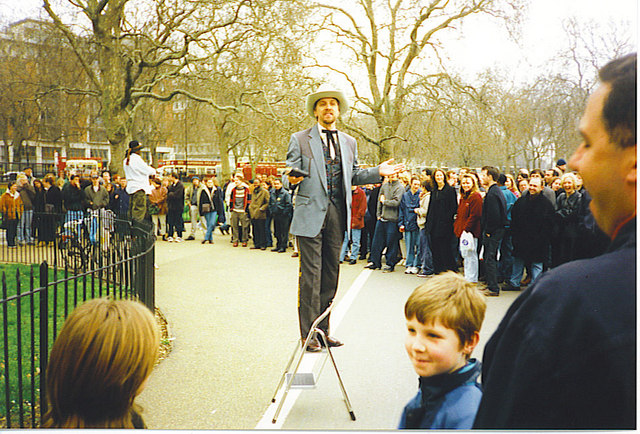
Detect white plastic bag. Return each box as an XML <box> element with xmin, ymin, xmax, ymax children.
<box><xmin>459</xmin><ymin>231</ymin><xmax>474</xmax><ymax>255</ymax></box>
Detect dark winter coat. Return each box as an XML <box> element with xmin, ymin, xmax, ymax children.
<box><xmin>480</xmin><ymin>183</ymin><xmax>507</xmax><ymax>235</ymax></box>
<box><xmin>198</xmin><ymin>185</ymin><xmax>225</xmax><ymax>223</ymax></box>
<box><xmin>398</xmin><ymin>188</ymin><xmax>421</xmax><ymax>232</ymax></box>
<box><xmin>61</xmin><ymin>183</ymin><xmax>86</xmax><ymax>212</ymax></box>
<box><xmin>510</xmin><ymin>191</ymin><xmax>555</xmax><ymax>263</ymax></box>
<box><xmin>269</xmin><ymin>187</ymin><xmax>293</xmax><ymax>219</ymax></box>
<box><xmin>167</xmin><ymin>180</ymin><xmax>185</xmax><ymax>212</ymax></box>
<box><xmin>44</xmin><ymin>185</ymin><xmax>62</xmax><ymax>213</ymax></box>
<box><xmin>474</xmin><ymin>218</ymin><xmax>635</xmax><ymax>429</ymax></box>
<box><xmin>555</xmin><ymin>190</ymin><xmax>583</xmax><ymax>238</ymax></box>
<box><xmin>425</xmin><ymin>183</ymin><xmax>457</xmax><ymax>238</ymax></box>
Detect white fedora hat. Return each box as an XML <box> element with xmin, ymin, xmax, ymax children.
<box><xmin>306</xmin><ymin>84</ymin><xmax>349</xmax><ymax>118</ymax></box>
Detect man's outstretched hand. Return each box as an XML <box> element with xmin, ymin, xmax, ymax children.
<box><xmin>379</xmin><ymin>159</ymin><xmax>405</xmax><ymax>177</ymax></box>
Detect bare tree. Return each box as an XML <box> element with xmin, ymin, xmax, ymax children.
<box><xmin>0</xmin><ymin>19</ymin><xmax>88</xmax><ymax>163</ymax></box>
<box><xmin>307</xmin><ymin>0</ymin><xmax>525</xmax><ymax>161</ymax></box>
<box><xmin>42</xmin><ymin>0</ymin><xmax>259</xmax><ymax>171</ymax></box>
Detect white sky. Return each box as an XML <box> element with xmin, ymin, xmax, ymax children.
<box><xmin>446</xmin><ymin>0</ymin><xmax>637</xmax><ymax>82</ymax></box>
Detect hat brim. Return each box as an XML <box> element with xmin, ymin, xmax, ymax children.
<box><xmin>306</xmin><ymin>90</ymin><xmax>349</xmax><ymax>119</ymax></box>
<box><xmin>130</xmin><ymin>145</ymin><xmax>144</xmax><ymax>152</ymax></box>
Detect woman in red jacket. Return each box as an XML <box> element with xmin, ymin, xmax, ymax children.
<box><xmin>453</xmin><ymin>174</ymin><xmax>483</xmax><ymax>282</ymax></box>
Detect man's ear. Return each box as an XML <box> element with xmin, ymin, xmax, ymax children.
<box><xmin>463</xmin><ymin>331</ymin><xmax>480</xmax><ymax>356</ymax></box>
<box><xmin>624</xmin><ymin>144</ymin><xmax>636</xmax><ymax>185</ymax></box>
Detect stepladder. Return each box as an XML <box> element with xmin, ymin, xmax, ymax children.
<box><xmin>269</xmin><ymin>303</ymin><xmax>356</xmax><ymax>424</ymax></box>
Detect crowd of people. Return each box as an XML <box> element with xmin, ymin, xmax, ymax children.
<box><xmin>153</xmin><ymin>158</ymin><xmax>608</xmax><ymax>298</ymax></box>
<box><xmin>0</xmin><ymin>168</ymin><xmax>134</xmax><ymax>247</ymax></box>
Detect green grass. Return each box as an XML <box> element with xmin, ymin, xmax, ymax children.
<box><xmin>0</xmin><ymin>263</ymin><xmax>126</xmax><ymax>426</ymax></box>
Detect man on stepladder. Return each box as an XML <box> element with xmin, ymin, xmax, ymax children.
<box><xmin>285</xmin><ymin>84</ymin><xmax>404</xmax><ymax>352</ymax></box>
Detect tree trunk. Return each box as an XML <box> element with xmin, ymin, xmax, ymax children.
<box><xmin>219</xmin><ymin>146</ymin><xmax>232</xmax><ymax>181</ymax></box>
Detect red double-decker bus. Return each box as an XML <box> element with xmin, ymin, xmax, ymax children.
<box><xmin>236</xmin><ymin>162</ymin><xmax>287</xmax><ymax>180</ymax></box>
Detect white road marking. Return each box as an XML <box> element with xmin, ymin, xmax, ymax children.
<box><xmin>254</xmin><ymin>269</ymin><xmax>372</xmax><ymax>429</ymax></box>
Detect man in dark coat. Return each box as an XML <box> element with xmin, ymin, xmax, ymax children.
<box><xmin>474</xmin><ymin>53</ymin><xmax>636</xmax><ymax>430</ymax></box>
<box><xmin>166</xmin><ymin>172</ymin><xmax>185</xmax><ymax>241</ymax></box>
<box><xmin>479</xmin><ymin>166</ymin><xmax>507</xmax><ymax>296</ymax></box>
<box><xmin>268</xmin><ymin>178</ymin><xmax>292</xmax><ymax>253</ymax></box>
<box><xmin>503</xmin><ymin>177</ymin><xmax>554</xmax><ymax>290</ymax></box>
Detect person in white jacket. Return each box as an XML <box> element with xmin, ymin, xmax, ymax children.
<box><xmin>122</xmin><ymin>140</ymin><xmax>156</xmax><ymax>223</ymax></box>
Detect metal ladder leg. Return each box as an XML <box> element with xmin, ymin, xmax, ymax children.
<box><xmin>270</xmin><ymin>340</ymin><xmax>302</xmax><ymax>403</ymax></box>
<box><xmin>316</xmin><ymin>329</ymin><xmax>356</xmax><ymax>421</ymax></box>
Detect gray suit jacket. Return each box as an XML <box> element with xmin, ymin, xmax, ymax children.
<box><xmin>285</xmin><ymin>125</ymin><xmax>381</xmax><ymax>238</ymax></box>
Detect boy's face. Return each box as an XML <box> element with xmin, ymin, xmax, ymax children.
<box><xmin>405</xmin><ymin>317</ymin><xmax>475</xmax><ymax>378</ymax></box>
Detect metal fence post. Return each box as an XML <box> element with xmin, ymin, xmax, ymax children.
<box><xmin>39</xmin><ymin>261</ymin><xmax>48</xmax><ymax>424</ymax></box>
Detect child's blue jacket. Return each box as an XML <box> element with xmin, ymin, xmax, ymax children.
<box><xmin>398</xmin><ymin>359</ymin><xmax>482</xmax><ymax>430</ymax></box>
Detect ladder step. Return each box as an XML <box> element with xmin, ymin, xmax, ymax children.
<box><xmin>285</xmin><ymin>372</ymin><xmax>317</xmax><ymax>389</ymax></box>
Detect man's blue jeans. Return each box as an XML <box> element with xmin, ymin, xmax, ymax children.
<box><xmin>404</xmin><ymin>229</ymin><xmax>420</xmax><ymax>268</ymax></box>
<box><xmin>369</xmin><ymin>220</ymin><xmax>400</xmax><ymax>267</ymax></box>
<box><xmin>510</xmin><ymin>256</ymin><xmax>543</xmax><ymax>287</ymax></box>
<box><xmin>64</xmin><ymin>210</ymin><xmax>84</xmax><ymax>237</ymax></box>
<box><xmin>340</xmin><ymin>228</ymin><xmax>362</xmax><ymax>261</ymax></box>
<box><xmin>17</xmin><ymin>209</ymin><xmax>33</xmax><ymax>243</ymax></box>
<box><xmin>418</xmin><ymin>228</ymin><xmax>434</xmax><ymax>275</ymax></box>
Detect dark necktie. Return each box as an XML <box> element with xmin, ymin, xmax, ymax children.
<box><xmin>322</xmin><ymin>129</ymin><xmax>337</xmax><ymax>159</ymax></box>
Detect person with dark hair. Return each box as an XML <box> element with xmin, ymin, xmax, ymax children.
<box><xmin>62</xmin><ymin>174</ymin><xmax>87</xmax><ymax>234</ymax></box>
<box><xmin>416</xmin><ymin>177</ymin><xmax>435</xmax><ymax>277</ymax></box>
<box><xmin>42</xmin><ymin>175</ymin><xmax>62</xmax><ymax>245</ymax></box>
<box><xmin>479</xmin><ymin>166</ymin><xmax>507</xmax><ymax>296</ymax></box>
<box><xmin>360</xmin><ymin>183</ymin><xmax>380</xmax><ymax>260</ymax></box>
<box><xmin>122</xmin><ymin>140</ymin><xmax>156</xmax><ymax>223</ymax></box>
<box><xmin>185</xmin><ymin>177</ymin><xmax>204</xmax><ymax>241</ymax></box>
<box><xmin>497</xmin><ymin>174</ymin><xmax>517</xmax><ymax>285</ymax></box>
<box><xmin>504</xmin><ymin>177</ymin><xmax>555</xmax><ymax>291</ymax></box>
<box><xmin>229</xmin><ymin>175</ymin><xmax>251</xmax><ymax>247</ymax></box>
<box><xmin>555</xmin><ymin>158</ymin><xmax>567</xmax><ymax>174</ymax></box>
<box><xmin>269</xmin><ymin>178</ymin><xmax>293</xmax><ymax>253</ymax></box>
<box><xmin>248</xmin><ymin>178</ymin><xmax>270</xmax><ymax>250</ymax></box>
<box><xmin>398</xmin><ymin>177</ymin><xmax>422</xmax><ymax>274</ymax></box>
<box><xmin>166</xmin><ymin>172</ymin><xmax>185</xmax><ymax>242</ymax></box>
<box><xmin>474</xmin><ymin>53</ymin><xmax>636</xmax><ymax>429</ymax></box>
<box><xmin>32</xmin><ymin>178</ymin><xmax>45</xmax><ymax>244</ymax></box>
<box><xmin>549</xmin><ymin>176</ymin><xmax>562</xmax><ymax>196</ymax></box>
<box><xmin>0</xmin><ymin>182</ymin><xmax>23</xmax><ymax>247</ymax></box>
<box><xmin>425</xmin><ymin>169</ymin><xmax>457</xmax><ymax>274</ymax></box>
<box><xmin>367</xmin><ymin>173</ymin><xmax>404</xmax><ymax>272</ymax></box>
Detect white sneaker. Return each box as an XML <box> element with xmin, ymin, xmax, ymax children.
<box><xmin>167</xmin><ymin>237</ymin><xmax>174</xmax><ymax>242</ymax></box>
<box><xmin>176</xmin><ymin>237</ymin><xmax>184</xmax><ymax>243</ymax></box>
<box><xmin>411</xmin><ymin>267</ymin><xmax>419</xmax><ymax>274</ymax></box>
<box><xmin>404</xmin><ymin>268</ymin><xmax>412</xmax><ymax>274</ymax></box>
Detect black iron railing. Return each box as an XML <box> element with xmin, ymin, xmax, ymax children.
<box><xmin>0</xmin><ymin>211</ymin><xmax>155</xmax><ymax>428</ymax></box>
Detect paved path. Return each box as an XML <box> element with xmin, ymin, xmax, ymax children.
<box><xmin>137</xmin><ymin>226</ymin><xmax>519</xmax><ymax>429</ymax></box>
